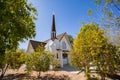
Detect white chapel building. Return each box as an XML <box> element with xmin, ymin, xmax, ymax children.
<box><xmin>26</xmin><ymin>15</ymin><xmax>72</xmax><ymax>67</ymax></box>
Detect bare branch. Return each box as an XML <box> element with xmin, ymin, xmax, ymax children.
<box><xmin>112</xmin><ymin>1</ymin><xmax>120</xmax><ymax>12</ymax></box>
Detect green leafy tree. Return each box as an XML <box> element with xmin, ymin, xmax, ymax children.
<box><xmin>0</xmin><ymin>0</ymin><xmax>37</xmax><ymax>78</ymax></box>
<box><xmin>67</xmin><ymin>35</ymin><xmax>74</xmax><ymax>45</ymax></box>
<box><xmin>5</xmin><ymin>50</ymin><xmax>25</xmax><ymax>69</ymax></box>
<box><xmin>25</xmin><ymin>45</ymin><xmax>60</xmax><ymax>78</ymax></box>
<box><xmin>36</xmin><ymin>44</ymin><xmax>61</xmax><ymax>70</ymax></box>
<box><xmin>50</xmin><ymin>55</ymin><xmax>61</xmax><ymax>70</ymax></box>
<box><xmin>70</xmin><ymin>23</ymin><xmax>119</xmax><ymax>80</ymax></box>
<box><xmin>116</xmin><ymin>48</ymin><xmax>120</xmax><ymax>65</ymax></box>
<box><xmin>88</xmin><ymin>1</ymin><xmax>120</xmax><ymax>76</ymax></box>
<box><xmin>94</xmin><ymin>1</ymin><xmax>120</xmax><ymax>68</ymax></box>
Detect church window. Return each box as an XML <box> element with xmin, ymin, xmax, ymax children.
<box><xmin>57</xmin><ymin>53</ymin><xmax>58</xmax><ymax>59</ymax></box>
<box><xmin>62</xmin><ymin>41</ymin><xmax>66</xmax><ymax>49</ymax></box>
<box><xmin>63</xmin><ymin>53</ymin><xmax>68</xmax><ymax>59</ymax></box>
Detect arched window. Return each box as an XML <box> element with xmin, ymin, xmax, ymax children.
<box><xmin>56</xmin><ymin>53</ymin><xmax>58</xmax><ymax>59</ymax></box>
<box><xmin>62</xmin><ymin>41</ymin><xmax>66</xmax><ymax>49</ymax></box>
<box><xmin>62</xmin><ymin>53</ymin><xmax>68</xmax><ymax>59</ymax></box>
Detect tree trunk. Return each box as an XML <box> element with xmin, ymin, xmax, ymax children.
<box><xmin>97</xmin><ymin>64</ymin><xmax>106</xmax><ymax>80</ymax></box>
<box><xmin>101</xmin><ymin>74</ymin><xmax>105</xmax><ymax>80</ymax></box>
<box><xmin>99</xmin><ymin>71</ymin><xmax>106</xmax><ymax>80</ymax></box>
<box><xmin>37</xmin><ymin>71</ymin><xmax>41</xmax><ymax>78</ymax></box>
<box><xmin>85</xmin><ymin>66</ymin><xmax>90</xmax><ymax>80</ymax></box>
<box><xmin>0</xmin><ymin>68</ymin><xmax>4</xmax><ymax>80</ymax></box>
<box><xmin>0</xmin><ymin>64</ymin><xmax>9</xmax><ymax>79</ymax></box>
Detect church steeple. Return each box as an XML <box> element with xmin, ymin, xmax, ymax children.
<box><xmin>51</xmin><ymin>14</ymin><xmax>56</xmax><ymax>39</ymax></box>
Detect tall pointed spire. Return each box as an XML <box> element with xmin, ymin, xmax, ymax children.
<box><xmin>51</xmin><ymin>14</ymin><xmax>56</xmax><ymax>39</ymax></box>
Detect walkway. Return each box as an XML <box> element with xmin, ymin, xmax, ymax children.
<box><xmin>59</xmin><ymin>64</ymin><xmax>78</xmax><ymax>72</ymax></box>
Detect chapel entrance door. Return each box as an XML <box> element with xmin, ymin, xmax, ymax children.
<box><xmin>62</xmin><ymin>53</ymin><xmax>68</xmax><ymax>65</ymax></box>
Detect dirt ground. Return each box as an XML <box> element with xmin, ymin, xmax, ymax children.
<box><xmin>4</xmin><ymin>69</ymin><xmax>120</xmax><ymax>80</ymax></box>
<box><xmin>5</xmin><ymin>69</ymin><xmax>86</xmax><ymax>80</ymax></box>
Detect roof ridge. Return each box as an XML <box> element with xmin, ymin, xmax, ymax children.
<box><xmin>30</xmin><ymin>40</ymin><xmax>45</xmax><ymax>43</ymax></box>
<box><xmin>56</xmin><ymin>32</ymin><xmax>66</xmax><ymax>36</ymax></box>
<box><xmin>58</xmin><ymin>32</ymin><xmax>66</xmax><ymax>41</ymax></box>
<box><xmin>44</xmin><ymin>32</ymin><xmax>67</xmax><ymax>43</ymax></box>
<box><xmin>30</xmin><ymin>40</ymin><xmax>46</xmax><ymax>51</ymax></box>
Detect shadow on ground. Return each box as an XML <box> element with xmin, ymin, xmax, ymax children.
<box><xmin>3</xmin><ymin>73</ymin><xmax>70</xmax><ymax>80</ymax></box>
<box><xmin>39</xmin><ymin>74</ymin><xmax>70</xmax><ymax>80</ymax></box>
<box><xmin>3</xmin><ymin>73</ymin><xmax>36</xmax><ymax>80</ymax></box>
<box><xmin>107</xmin><ymin>74</ymin><xmax>120</xmax><ymax>80</ymax></box>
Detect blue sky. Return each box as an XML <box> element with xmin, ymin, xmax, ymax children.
<box><xmin>19</xmin><ymin>0</ymin><xmax>98</xmax><ymax>50</ymax></box>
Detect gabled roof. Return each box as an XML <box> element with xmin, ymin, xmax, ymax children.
<box><xmin>30</xmin><ymin>40</ymin><xmax>46</xmax><ymax>51</ymax></box>
<box><xmin>44</xmin><ymin>32</ymin><xmax>67</xmax><ymax>43</ymax></box>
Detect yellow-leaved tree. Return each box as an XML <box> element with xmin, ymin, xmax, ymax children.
<box><xmin>70</xmin><ymin>23</ymin><xmax>119</xmax><ymax>80</ymax></box>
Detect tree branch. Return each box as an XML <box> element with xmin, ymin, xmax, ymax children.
<box><xmin>112</xmin><ymin>1</ymin><xmax>120</xmax><ymax>12</ymax></box>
